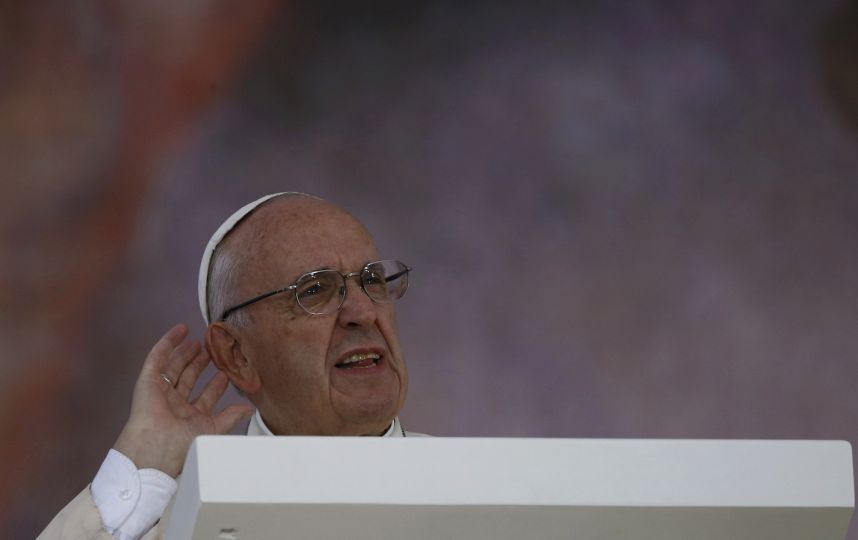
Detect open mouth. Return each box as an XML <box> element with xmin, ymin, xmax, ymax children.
<box><xmin>335</xmin><ymin>352</ymin><xmax>381</xmax><ymax>369</ymax></box>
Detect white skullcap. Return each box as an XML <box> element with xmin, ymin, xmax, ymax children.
<box><xmin>198</xmin><ymin>192</ymin><xmax>316</xmax><ymax>324</ymax></box>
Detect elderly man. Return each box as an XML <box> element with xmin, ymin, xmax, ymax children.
<box><xmin>39</xmin><ymin>192</ymin><xmax>418</xmax><ymax>540</ymax></box>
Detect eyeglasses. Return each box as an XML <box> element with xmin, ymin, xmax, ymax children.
<box><xmin>219</xmin><ymin>259</ymin><xmax>411</xmax><ymax>321</ymax></box>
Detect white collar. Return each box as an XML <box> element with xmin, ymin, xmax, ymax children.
<box><xmin>246</xmin><ymin>409</ymin><xmax>405</xmax><ymax>437</ymax></box>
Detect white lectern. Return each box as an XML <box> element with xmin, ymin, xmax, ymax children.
<box><xmin>163</xmin><ymin>437</ymin><xmax>853</xmax><ymax>540</ymax></box>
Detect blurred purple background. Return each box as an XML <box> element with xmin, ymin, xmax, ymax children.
<box><xmin>3</xmin><ymin>0</ymin><xmax>858</xmax><ymax>537</ymax></box>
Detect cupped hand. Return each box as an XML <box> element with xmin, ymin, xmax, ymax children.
<box><xmin>113</xmin><ymin>324</ymin><xmax>254</xmax><ymax>477</ymax></box>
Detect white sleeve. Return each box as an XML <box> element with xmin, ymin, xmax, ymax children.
<box><xmin>90</xmin><ymin>449</ymin><xmax>178</xmax><ymax>540</ymax></box>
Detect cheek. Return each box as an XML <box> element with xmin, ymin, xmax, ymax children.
<box><xmin>384</xmin><ymin>305</ymin><xmax>401</xmax><ymax>337</ymax></box>
<box><xmin>252</xmin><ymin>324</ymin><xmax>333</xmax><ymax>391</ymax></box>
<box><xmin>378</xmin><ymin>310</ymin><xmax>405</xmax><ymax>364</ymax></box>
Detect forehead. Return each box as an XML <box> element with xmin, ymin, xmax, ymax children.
<box><xmin>225</xmin><ymin>198</ymin><xmax>379</xmax><ymax>284</ymax></box>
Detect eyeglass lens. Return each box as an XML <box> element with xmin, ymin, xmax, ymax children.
<box><xmin>295</xmin><ymin>260</ymin><xmax>409</xmax><ymax>315</ymax></box>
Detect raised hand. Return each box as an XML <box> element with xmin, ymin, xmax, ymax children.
<box><xmin>113</xmin><ymin>324</ymin><xmax>254</xmax><ymax>477</ymax></box>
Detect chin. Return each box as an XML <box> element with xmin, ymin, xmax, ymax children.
<box><xmin>338</xmin><ymin>394</ymin><xmax>399</xmax><ymax>433</ymax></box>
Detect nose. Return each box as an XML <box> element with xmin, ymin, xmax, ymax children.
<box><xmin>336</xmin><ymin>274</ymin><xmax>377</xmax><ymax>328</ymax></box>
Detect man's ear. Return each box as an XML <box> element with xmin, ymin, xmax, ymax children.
<box><xmin>206</xmin><ymin>323</ymin><xmax>262</xmax><ymax>394</ymax></box>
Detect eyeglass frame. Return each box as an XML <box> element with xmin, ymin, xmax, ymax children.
<box><xmin>218</xmin><ymin>259</ymin><xmax>412</xmax><ymax>322</ymax></box>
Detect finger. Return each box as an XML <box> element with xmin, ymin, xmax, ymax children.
<box><xmin>193</xmin><ymin>371</ymin><xmax>230</xmax><ymax>414</ymax></box>
<box><xmin>140</xmin><ymin>324</ymin><xmax>189</xmax><ymax>377</ymax></box>
<box><xmin>161</xmin><ymin>340</ymin><xmax>200</xmax><ymax>390</ymax></box>
<box><xmin>175</xmin><ymin>347</ymin><xmax>210</xmax><ymax>399</ymax></box>
<box><xmin>212</xmin><ymin>404</ymin><xmax>255</xmax><ymax>435</ymax></box>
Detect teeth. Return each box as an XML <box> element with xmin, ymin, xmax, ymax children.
<box><xmin>341</xmin><ymin>352</ymin><xmax>380</xmax><ymax>365</ymax></box>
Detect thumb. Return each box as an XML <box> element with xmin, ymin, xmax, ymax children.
<box><xmin>213</xmin><ymin>404</ymin><xmax>255</xmax><ymax>434</ymax></box>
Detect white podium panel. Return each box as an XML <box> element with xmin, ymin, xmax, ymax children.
<box><xmin>163</xmin><ymin>437</ymin><xmax>854</xmax><ymax>540</ymax></box>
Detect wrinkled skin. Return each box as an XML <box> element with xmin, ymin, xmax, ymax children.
<box><xmin>206</xmin><ymin>197</ymin><xmax>409</xmax><ymax>436</ymax></box>
<box><xmin>114</xmin><ymin>324</ymin><xmax>254</xmax><ymax>477</ymax></box>
<box><xmin>114</xmin><ymin>197</ymin><xmax>409</xmax><ymax>478</ymax></box>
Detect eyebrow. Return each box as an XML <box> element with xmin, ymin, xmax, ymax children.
<box><xmin>298</xmin><ymin>265</ymin><xmax>336</xmax><ymax>277</ymax></box>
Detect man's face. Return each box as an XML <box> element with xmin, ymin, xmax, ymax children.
<box><xmin>227</xmin><ymin>199</ymin><xmax>408</xmax><ymax>435</ymax></box>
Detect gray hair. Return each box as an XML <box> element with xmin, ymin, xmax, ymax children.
<box><xmin>207</xmin><ymin>246</ymin><xmax>253</xmax><ymax>327</ymax></box>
